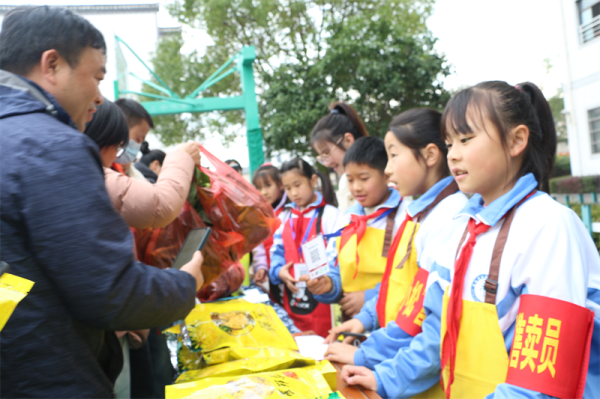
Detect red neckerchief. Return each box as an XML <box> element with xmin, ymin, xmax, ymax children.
<box><xmin>111</xmin><ymin>162</ymin><xmax>125</xmax><ymax>175</ymax></box>
<box><xmin>441</xmin><ymin>190</ymin><xmax>536</xmax><ymax>399</ymax></box>
<box><xmin>339</xmin><ymin>206</ymin><xmax>391</xmax><ymax>279</ymax></box>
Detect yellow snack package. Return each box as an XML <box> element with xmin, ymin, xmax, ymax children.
<box><xmin>314</xmin><ymin>360</ymin><xmax>337</xmax><ymax>392</ymax></box>
<box><xmin>176</xmin><ymin>355</ymin><xmax>316</xmax><ymax>383</ymax></box>
<box><xmin>185</xmin><ymin>299</ymin><xmax>298</xmax><ymax>353</ymax></box>
<box><xmin>0</xmin><ymin>273</ymin><xmax>34</xmax><ymax>332</ymax></box>
<box><xmin>178</xmin><ymin>346</ymin><xmax>315</xmax><ymax>373</ymax></box>
<box><xmin>203</xmin><ymin>347</ymin><xmax>311</xmax><ymax>367</ymax></box>
<box><xmin>166</xmin><ymin>368</ymin><xmax>332</xmax><ymax>399</ymax></box>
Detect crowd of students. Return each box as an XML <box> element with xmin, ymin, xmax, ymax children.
<box><xmin>1</xmin><ymin>5</ymin><xmax>600</xmax><ymax>399</ymax></box>
<box><xmin>245</xmin><ymin>91</ymin><xmax>600</xmax><ymax>398</ymax></box>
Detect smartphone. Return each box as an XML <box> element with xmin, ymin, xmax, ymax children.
<box><xmin>171</xmin><ymin>228</ymin><xmax>211</xmax><ymax>270</ymax></box>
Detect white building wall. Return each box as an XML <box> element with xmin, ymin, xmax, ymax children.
<box><xmin>561</xmin><ymin>0</ymin><xmax>600</xmax><ymax>176</ymax></box>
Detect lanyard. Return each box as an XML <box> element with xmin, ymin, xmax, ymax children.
<box><xmin>289</xmin><ymin>208</ymin><xmax>320</xmax><ymax>256</ymax></box>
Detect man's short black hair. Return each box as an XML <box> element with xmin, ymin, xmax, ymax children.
<box><xmin>115</xmin><ymin>98</ymin><xmax>154</xmax><ymax>129</ymax></box>
<box><xmin>0</xmin><ymin>6</ymin><xmax>106</xmax><ymax>75</ymax></box>
<box><xmin>84</xmin><ymin>98</ymin><xmax>129</xmax><ymax>150</ymax></box>
<box><xmin>343</xmin><ymin>136</ymin><xmax>388</xmax><ymax>174</ymax></box>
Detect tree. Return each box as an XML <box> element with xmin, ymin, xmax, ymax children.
<box><xmin>148</xmin><ymin>0</ymin><xmax>450</xmax><ymax>156</ymax></box>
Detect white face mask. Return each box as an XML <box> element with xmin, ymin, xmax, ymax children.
<box><xmin>114</xmin><ymin>140</ymin><xmax>141</xmax><ymax>165</ymax></box>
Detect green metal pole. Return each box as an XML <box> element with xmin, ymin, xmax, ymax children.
<box><xmin>238</xmin><ymin>46</ymin><xmax>264</xmax><ymax>178</ymax></box>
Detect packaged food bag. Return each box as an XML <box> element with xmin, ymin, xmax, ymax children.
<box><xmin>0</xmin><ymin>273</ymin><xmax>34</xmax><ymax>331</ymax></box>
<box><xmin>194</xmin><ymin>144</ymin><xmax>281</xmax><ymax>259</ymax></box>
<box><xmin>176</xmin><ymin>354</ymin><xmax>316</xmax><ymax>383</ymax></box>
<box><xmin>185</xmin><ymin>299</ymin><xmax>298</xmax><ymax>353</ymax></box>
<box><xmin>166</xmin><ymin>368</ymin><xmax>332</xmax><ymax>399</ymax></box>
<box><xmin>178</xmin><ymin>345</ymin><xmax>310</xmax><ymax>372</ymax></box>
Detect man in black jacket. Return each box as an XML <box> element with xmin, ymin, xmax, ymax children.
<box><xmin>0</xmin><ymin>6</ymin><xmax>203</xmax><ymax>397</ymax></box>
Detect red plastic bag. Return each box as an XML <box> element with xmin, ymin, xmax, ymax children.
<box><xmin>197</xmin><ymin>261</ymin><xmax>245</xmax><ymax>301</ymax></box>
<box><xmin>194</xmin><ymin>144</ymin><xmax>281</xmax><ymax>261</ymax></box>
<box><xmin>134</xmin><ymin>202</ymin><xmax>234</xmax><ymax>288</ymax></box>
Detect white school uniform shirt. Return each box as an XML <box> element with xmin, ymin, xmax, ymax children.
<box><xmin>268</xmin><ymin>192</ymin><xmax>340</xmax><ymax>285</ymax></box>
<box><xmin>429</xmin><ymin>173</ymin><xmax>600</xmax><ymax>398</ymax></box>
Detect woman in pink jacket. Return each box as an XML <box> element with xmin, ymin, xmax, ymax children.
<box><xmin>84</xmin><ymin>98</ymin><xmax>201</xmax><ymax>399</ymax></box>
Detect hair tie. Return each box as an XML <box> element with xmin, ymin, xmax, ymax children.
<box><xmin>330</xmin><ymin>109</ymin><xmax>340</xmax><ymax>114</ymax></box>
<box><xmin>515</xmin><ymin>84</ymin><xmax>523</xmax><ymax>92</ymax></box>
<box><xmin>261</xmin><ymin>162</ymin><xmax>273</xmax><ymax>167</ymax></box>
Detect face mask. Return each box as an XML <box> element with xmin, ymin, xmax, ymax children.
<box><xmin>114</xmin><ymin>140</ymin><xmax>141</xmax><ymax>165</ymax></box>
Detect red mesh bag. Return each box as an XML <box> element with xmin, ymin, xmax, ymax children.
<box><xmin>134</xmin><ymin>202</ymin><xmax>235</xmax><ymax>288</ymax></box>
<box><xmin>134</xmin><ymin>145</ymin><xmax>280</xmax><ymax>298</ymax></box>
<box><xmin>194</xmin><ymin>144</ymin><xmax>280</xmax><ymax>260</ymax></box>
<box><xmin>197</xmin><ymin>261</ymin><xmax>245</xmax><ymax>301</ymax></box>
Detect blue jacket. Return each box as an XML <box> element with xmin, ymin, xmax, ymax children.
<box><xmin>0</xmin><ymin>70</ymin><xmax>197</xmax><ymax>398</ymax></box>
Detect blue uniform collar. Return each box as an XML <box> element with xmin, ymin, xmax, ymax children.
<box><xmin>407</xmin><ymin>176</ymin><xmax>456</xmax><ymax>218</ymax></box>
<box><xmin>285</xmin><ymin>191</ymin><xmax>324</xmax><ymax>211</ymax></box>
<box><xmin>345</xmin><ymin>188</ymin><xmax>401</xmax><ymax>216</ymax></box>
<box><xmin>454</xmin><ymin>173</ymin><xmax>539</xmax><ymax>226</ymax></box>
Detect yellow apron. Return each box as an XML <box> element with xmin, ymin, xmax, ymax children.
<box><xmin>382</xmin><ymin>221</ymin><xmax>420</xmax><ymax>326</ymax></box>
<box><xmin>439</xmin><ymin>197</ymin><xmax>519</xmax><ymax>398</ymax></box>
<box><xmin>440</xmin><ymin>294</ymin><xmax>508</xmax><ymax>398</ymax></box>
<box><xmin>336</xmin><ymin>225</ymin><xmax>391</xmax><ymax>293</ymax></box>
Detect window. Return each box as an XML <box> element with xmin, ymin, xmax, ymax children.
<box><xmin>590</xmin><ymin>107</ymin><xmax>600</xmax><ymax>154</ymax></box>
<box><xmin>579</xmin><ymin>0</ymin><xmax>600</xmax><ymax>43</ymax></box>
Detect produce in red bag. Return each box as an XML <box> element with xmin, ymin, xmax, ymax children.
<box><xmin>193</xmin><ymin>144</ymin><xmax>280</xmax><ymax>260</ymax></box>
<box><xmin>134</xmin><ymin>202</ymin><xmax>233</xmax><ymax>288</ymax></box>
<box><xmin>197</xmin><ymin>261</ymin><xmax>245</xmax><ymax>301</ymax></box>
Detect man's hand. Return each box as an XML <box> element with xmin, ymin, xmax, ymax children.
<box><xmin>298</xmin><ymin>275</ymin><xmax>332</xmax><ymax>296</ymax></box>
<box><xmin>253</xmin><ymin>268</ymin><xmax>268</xmax><ymax>284</ymax></box>
<box><xmin>341</xmin><ymin>365</ymin><xmax>378</xmax><ymax>391</ymax></box>
<box><xmin>279</xmin><ymin>261</ymin><xmax>298</xmax><ymax>293</ymax></box>
<box><xmin>324</xmin><ymin>318</ymin><xmax>365</xmax><ymax>344</ymax></box>
<box><xmin>340</xmin><ymin>290</ymin><xmax>365</xmax><ymax>318</ymax></box>
<box><xmin>324</xmin><ymin>342</ymin><xmax>358</xmax><ymax>365</ymax></box>
<box><xmin>177</xmin><ymin>142</ymin><xmax>201</xmax><ymax>167</ymax></box>
<box><xmin>180</xmin><ymin>251</ymin><xmax>204</xmax><ymax>291</ymax></box>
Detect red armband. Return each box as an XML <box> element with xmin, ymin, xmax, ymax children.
<box><xmin>506</xmin><ymin>294</ymin><xmax>594</xmax><ymax>399</ymax></box>
<box><xmin>394</xmin><ymin>267</ymin><xmax>428</xmax><ymax>337</ymax></box>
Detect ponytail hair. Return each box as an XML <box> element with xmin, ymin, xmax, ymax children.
<box><xmin>441</xmin><ymin>81</ymin><xmax>556</xmax><ymax>193</ymax></box>
<box><xmin>310</xmin><ymin>102</ymin><xmax>369</xmax><ymax>150</ymax></box>
<box><xmin>389</xmin><ymin>108</ymin><xmax>448</xmax><ymax>175</ymax></box>
<box><xmin>280</xmin><ymin>157</ymin><xmax>338</xmax><ymax>207</ymax></box>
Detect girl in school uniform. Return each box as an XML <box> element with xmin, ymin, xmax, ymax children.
<box><xmin>310</xmin><ymin>102</ymin><xmax>369</xmax><ymax>213</ymax></box>
<box><xmin>269</xmin><ymin>158</ymin><xmax>340</xmax><ymax>337</ymax></box>
<box><xmin>343</xmin><ymin>81</ymin><xmax>600</xmax><ymax>399</ymax></box>
<box><xmin>325</xmin><ymin>109</ymin><xmax>467</xmax><ymax>398</ymax></box>
<box><xmin>250</xmin><ymin>164</ymin><xmax>289</xmax><ymax>300</ymax></box>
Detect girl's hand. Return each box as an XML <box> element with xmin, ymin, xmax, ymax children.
<box><xmin>253</xmin><ymin>268</ymin><xmax>268</xmax><ymax>284</ymax></box>
<box><xmin>341</xmin><ymin>365</ymin><xmax>378</xmax><ymax>391</ymax></box>
<box><xmin>324</xmin><ymin>318</ymin><xmax>365</xmax><ymax>344</ymax></box>
<box><xmin>298</xmin><ymin>275</ymin><xmax>332</xmax><ymax>296</ymax></box>
<box><xmin>340</xmin><ymin>291</ymin><xmax>365</xmax><ymax>318</ymax></box>
<box><xmin>279</xmin><ymin>261</ymin><xmax>298</xmax><ymax>293</ymax></box>
<box><xmin>324</xmin><ymin>342</ymin><xmax>358</xmax><ymax>365</ymax></box>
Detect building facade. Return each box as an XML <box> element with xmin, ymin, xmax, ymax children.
<box><xmin>561</xmin><ymin>0</ymin><xmax>600</xmax><ymax>176</ymax></box>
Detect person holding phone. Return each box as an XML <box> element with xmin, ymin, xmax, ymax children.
<box><xmin>0</xmin><ymin>8</ymin><xmax>204</xmax><ymax>398</ymax></box>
